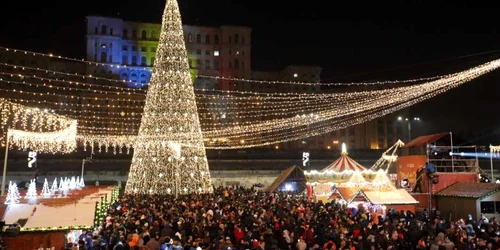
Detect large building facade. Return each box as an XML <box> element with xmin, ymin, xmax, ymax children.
<box><xmin>85</xmin><ymin>16</ymin><xmax>251</xmax><ymax>90</ymax></box>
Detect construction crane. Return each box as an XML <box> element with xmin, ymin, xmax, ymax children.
<box><xmin>370</xmin><ymin>140</ymin><xmax>405</xmax><ymax>171</ymax></box>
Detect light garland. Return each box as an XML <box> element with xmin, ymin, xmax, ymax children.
<box><xmin>8</xmin><ymin>120</ymin><xmax>77</xmax><ymax>153</ymax></box>
<box><xmin>370</xmin><ymin>140</ymin><xmax>405</xmax><ymax>171</ymax></box>
<box><xmin>0</xmin><ymin>49</ymin><xmax>452</xmax><ymax>87</ymax></box>
<box><xmin>1</xmin><ymin>34</ymin><xmax>500</xmax><ymax>150</ymax></box>
<box><xmin>124</xmin><ymin>0</ymin><xmax>212</xmax><ymax>196</ymax></box>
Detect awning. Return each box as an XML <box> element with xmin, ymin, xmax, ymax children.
<box><xmin>403</xmin><ymin>132</ymin><xmax>450</xmax><ymax>148</ymax></box>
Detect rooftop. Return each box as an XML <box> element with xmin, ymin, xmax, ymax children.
<box><xmin>435</xmin><ymin>182</ymin><xmax>500</xmax><ymax>199</ymax></box>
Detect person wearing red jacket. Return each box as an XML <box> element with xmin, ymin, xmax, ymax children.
<box><xmin>234</xmin><ymin>225</ymin><xmax>244</xmax><ymax>245</ymax></box>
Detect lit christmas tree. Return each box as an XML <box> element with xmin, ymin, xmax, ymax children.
<box><xmin>61</xmin><ymin>178</ymin><xmax>69</xmax><ymax>195</ymax></box>
<box><xmin>125</xmin><ymin>0</ymin><xmax>211</xmax><ymax>195</ymax></box>
<box><xmin>25</xmin><ymin>180</ymin><xmax>37</xmax><ymax>199</ymax></box>
<box><xmin>79</xmin><ymin>177</ymin><xmax>85</xmax><ymax>188</ymax></box>
<box><xmin>41</xmin><ymin>178</ymin><xmax>51</xmax><ymax>196</ymax></box>
<box><xmin>50</xmin><ymin>178</ymin><xmax>58</xmax><ymax>194</ymax></box>
<box><xmin>58</xmin><ymin>177</ymin><xmax>64</xmax><ymax>190</ymax></box>
<box><xmin>5</xmin><ymin>181</ymin><xmax>20</xmax><ymax>205</ymax></box>
<box><xmin>69</xmin><ymin>176</ymin><xmax>77</xmax><ymax>190</ymax></box>
<box><xmin>76</xmin><ymin>176</ymin><xmax>81</xmax><ymax>189</ymax></box>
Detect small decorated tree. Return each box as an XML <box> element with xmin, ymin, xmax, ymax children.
<box><xmin>59</xmin><ymin>177</ymin><xmax>64</xmax><ymax>190</ymax></box>
<box><xmin>41</xmin><ymin>178</ymin><xmax>51</xmax><ymax>197</ymax></box>
<box><xmin>79</xmin><ymin>177</ymin><xmax>85</xmax><ymax>188</ymax></box>
<box><xmin>76</xmin><ymin>176</ymin><xmax>81</xmax><ymax>189</ymax></box>
<box><xmin>5</xmin><ymin>181</ymin><xmax>20</xmax><ymax>205</ymax></box>
<box><xmin>25</xmin><ymin>180</ymin><xmax>37</xmax><ymax>199</ymax></box>
<box><xmin>50</xmin><ymin>178</ymin><xmax>58</xmax><ymax>194</ymax></box>
<box><xmin>61</xmin><ymin>178</ymin><xmax>69</xmax><ymax>196</ymax></box>
<box><xmin>69</xmin><ymin>176</ymin><xmax>77</xmax><ymax>190</ymax></box>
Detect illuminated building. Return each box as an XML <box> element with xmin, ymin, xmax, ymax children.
<box><xmin>85</xmin><ymin>16</ymin><xmax>251</xmax><ymax>90</ymax></box>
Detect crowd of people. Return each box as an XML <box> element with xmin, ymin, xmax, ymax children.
<box><xmin>71</xmin><ymin>186</ymin><xmax>500</xmax><ymax>250</ymax></box>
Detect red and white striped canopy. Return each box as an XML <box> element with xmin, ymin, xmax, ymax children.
<box><xmin>321</xmin><ymin>154</ymin><xmax>366</xmax><ymax>172</ymax></box>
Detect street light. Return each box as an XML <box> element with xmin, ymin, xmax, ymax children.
<box><xmin>81</xmin><ymin>153</ymin><xmax>94</xmax><ymax>180</ymax></box>
<box><xmin>397</xmin><ymin>116</ymin><xmax>421</xmax><ymax>142</ymax></box>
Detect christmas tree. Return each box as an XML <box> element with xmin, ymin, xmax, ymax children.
<box><xmin>62</xmin><ymin>178</ymin><xmax>69</xmax><ymax>194</ymax></box>
<box><xmin>50</xmin><ymin>178</ymin><xmax>58</xmax><ymax>194</ymax></box>
<box><xmin>69</xmin><ymin>176</ymin><xmax>77</xmax><ymax>190</ymax></box>
<box><xmin>79</xmin><ymin>177</ymin><xmax>85</xmax><ymax>188</ymax></box>
<box><xmin>58</xmin><ymin>177</ymin><xmax>64</xmax><ymax>190</ymax></box>
<box><xmin>76</xmin><ymin>176</ymin><xmax>81</xmax><ymax>189</ymax></box>
<box><xmin>41</xmin><ymin>178</ymin><xmax>51</xmax><ymax>196</ymax></box>
<box><xmin>125</xmin><ymin>0</ymin><xmax>211</xmax><ymax>195</ymax></box>
<box><xmin>5</xmin><ymin>181</ymin><xmax>20</xmax><ymax>205</ymax></box>
<box><xmin>25</xmin><ymin>180</ymin><xmax>37</xmax><ymax>199</ymax></box>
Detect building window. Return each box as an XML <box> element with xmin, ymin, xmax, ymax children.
<box><xmin>151</xmin><ymin>47</ymin><xmax>156</xmax><ymax>52</ymax></box>
<box><xmin>196</xmin><ymin>34</ymin><xmax>201</xmax><ymax>43</ymax></box>
<box><xmin>188</xmin><ymin>59</ymin><xmax>192</xmax><ymax>68</ymax></box>
<box><xmin>214</xmin><ymin>35</ymin><xmax>219</xmax><ymax>44</ymax></box>
<box><xmin>196</xmin><ymin>49</ymin><xmax>201</xmax><ymax>55</ymax></box>
<box><xmin>481</xmin><ymin>201</ymin><xmax>495</xmax><ymax>213</ymax></box>
<box><xmin>122</xmin><ymin>55</ymin><xmax>128</xmax><ymax>65</ymax></box>
<box><xmin>234</xmin><ymin>34</ymin><xmax>239</xmax><ymax>43</ymax></box>
<box><xmin>141</xmin><ymin>47</ymin><xmax>147</xmax><ymax>52</ymax></box>
<box><xmin>214</xmin><ymin>50</ymin><xmax>219</xmax><ymax>56</ymax></box>
<box><xmin>187</xmin><ymin>33</ymin><xmax>192</xmax><ymax>43</ymax></box>
<box><xmin>234</xmin><ymin>59</ymin><xmax>239</xmax><ymax>69</ymax></box>
<box><xmin>205</xmin><ymin>50</ymin><xmax>210</xmax><ymax>56</ymax></box>
<box><xmin>205</xmin><ymin>34</ymin><xmax>210</xmax><ymax>44</ymax></box>
<box><xmin>110</xmin><ymin>28</ymin><xmax>113</xmax><ymax>35</ymax></box>
<box><xmin>242</xmin><ymin>36</ymin><xmax>245</xmax><ymax>44</ymax></box>
<box><xmin>131</xmin><ymin>56</ymin><xmax>137</xmax><ymax>65</ymax></box>
<box><xmin>196</xmin><ymin>59</ymin><xmax>201</xmax><ymax>68</ymax></box>
<box><xmin>205</xmin><ymin>60</ymin><xmax>210</xmax><ymax>69</ymax></box>
<box><xmin>214</xmin><ymin>60</ymin><xmax>219</xmax><ymax>69</ymax></box>
<box><xmin>141</xmin><ymin>30</ymin><xmax>147</xmax><ymax>39</ymax></box>
<box><xmin>122</xmin><ymin>29</ymin><xmax>128</xmax><ymax>39</ymax></box>
<box><xmin>141</xmin><ymin>56</ymin><xmax>147</xmax><ymax>66</ymax></box>
<box><xmin>151</xmin><ymin>31</ymin><xmax>157</xmax><ymax>39</ymax></box>
<box><xmin>140</xmin><ymin>73</ymin><xmax>147</xmax><ymax>83</ymax></box>
<box><xmin>132</xmin><ymin>30</ymin><xmax>137</xmax><ymax>39</ymax></box>
<box><xmin>121</xmin><ymin>45</ymin><xmax>128</xmax><ymax>51</ymax></box>
<box><xmin>151</xmin><ymin>57</ymin><xmax>155</xmax><ymax>66</ymax></box>
<box><xmin>100</xmin><ymin>52</ymin><xmax>107</xmax><ymax>62</ymax></box>
<box><xmin>130</xmin><ymin>73</ymin><xmax>137</xmax><ymax>82</ymax></box>
<box><xmin>94</xmin><ymin>27</ymin><xmax>98</xmax><ymax>34</ymax></box>
<box><xmin>132</xmin><ymin>46</ymin><xmax>137</xmax><ymax>51</ymax></box>
<box><xmin>101</xmin><ymin>25</ymin><xmax>107</xmax><ymax>35</ymax></box>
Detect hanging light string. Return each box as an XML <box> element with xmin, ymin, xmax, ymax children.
<box><xmin>0</xmin><ymin>47</ymin><xmax>456</xmax><ymax>86</ymax></box>
<box><xmin>1</xmin><ymin>58</ymin><xmax>500</xmax><ymax>149</ymax></box>
<box><xmin>0</xmin><ymin>63</ymin><xmax>145</xmax><ymax>94</ymax></box>
<box><xmin>9</xmin><ymin>120</ymin><xmax>77</xmax><ymax>153</ymax></box>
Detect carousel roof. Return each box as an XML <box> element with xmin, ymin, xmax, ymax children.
<box><xmin>321</xmin><ymin>144</ymin><xmax>366</xmax><ymax>172</ymax></box>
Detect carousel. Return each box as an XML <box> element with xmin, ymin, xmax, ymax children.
<box><xmin>305</xmin><ymin>143</ymin><xmax>418</xmax><ymax>213</ymax></box>
<box><xmin>304</xmin><ymin>143</ymin><xmax>367</xmax><ymax>199</ymax></box>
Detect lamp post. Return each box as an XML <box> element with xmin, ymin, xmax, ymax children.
<box><xmin>81</xmin><ymin>153</ymin><xmax>94</xmax><ymax>180</ymax></box>
<box><xmin>397</xmin><ymin>116</ymin><xmax>421</xmax><ymax>142</ymax></box>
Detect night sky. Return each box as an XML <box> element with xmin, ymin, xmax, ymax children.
<box><xmin>2</xmin><ymin>0</ymin><xmax>500</xmax><ymax>145</ymax></box>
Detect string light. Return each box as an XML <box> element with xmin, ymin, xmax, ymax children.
<box><xmin>0</xmin><ymin>98</ymin><xmax>76</xmax><ymax>146</ymax></box>
<box><xmin>8</xmin><ymin>121</ymin><xmax>77</xmax><ymax>153</ymax></box>
<box><xmin>0</xmin><ymin>49</ymin><xmax>451</xmax><ymax>87</ymax></box>
<box><xmin>2</xmin><ymin>29</ymin><xmax>500</xmax><ymax>150</ymax></box>
<box><xmin>124</xmin><ymin>0</ymin><xmax>212</xmax><ymax>195</ymax></box>
<box><xmin>71</xmin><ymin>57</ymin><xmax>500</xmax><ymax>151</ymax></box>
